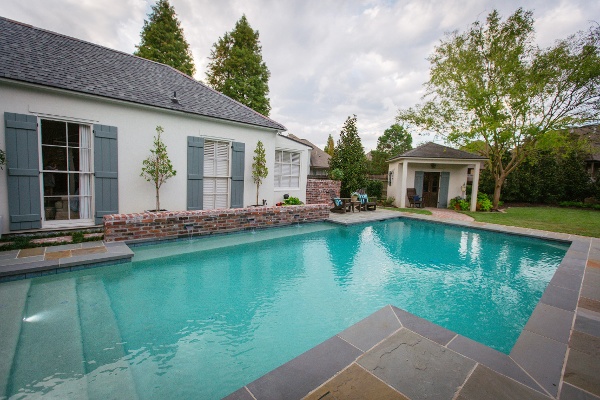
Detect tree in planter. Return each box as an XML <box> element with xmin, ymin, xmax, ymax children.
<box><xmin>252</xmin><ymin>140</ymin><xmax>268</xmax><ymax>206</ymax></box>
<box><xmin>324</xmin><ymin>134</ymin><xmax>335</xmax><ymax>157</ymax></box>
<box><xmin>140</xmin><ymin>126</ymin><xmax>176</xmax><ymax>211</ymax></box>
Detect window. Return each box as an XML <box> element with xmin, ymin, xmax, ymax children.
<box><xmin>41</xmin><ymin>119</ymin><xmax>93</xmax><ymax>223</ymax></box>
<box><xmin>275</xmin><ymin>150</ymin><xmax>300</xmax><ymax>188</ymax></box>
<box><xmin>203</xmin><ymin>140</ymin><xmax>230</xmax><ymax>209</ymax></box>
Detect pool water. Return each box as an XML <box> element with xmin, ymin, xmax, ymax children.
<box><xmin>0</xmin><ymin>219</ymin><xmax>568</xmax><ymax>399</ymax></box>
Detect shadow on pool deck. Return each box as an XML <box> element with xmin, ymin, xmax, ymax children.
<box><xmin>226</xmin><ymin>210</ymin><xmax>600</xmax><ymax>400</ymax></box>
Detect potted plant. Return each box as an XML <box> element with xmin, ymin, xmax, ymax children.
<box><xmin>350</xmin><ymin>191</ymin><xmax>359</xmax><ymax>202</ymax></box>
<box><xmin>252</xmin><ymin>140</ymin><xmax>268</xmax><ymax>206</ymax></box>
<box><xmin>140</xmin><ymin>126</ymin><xmax>176</xmax><ymax>212</ymax></box>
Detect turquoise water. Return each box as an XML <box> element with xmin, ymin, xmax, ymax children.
<box><xmin>0</xmin><ymin>219</ymin><xmax>568</xmax><ymax>399</ymax></box>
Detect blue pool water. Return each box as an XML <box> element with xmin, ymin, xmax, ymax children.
<box><xmin>0</xmin><ymin>219</ymin><xmax>568</xmax><ymax>399</ymax></box>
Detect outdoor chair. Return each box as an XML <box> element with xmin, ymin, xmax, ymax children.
<box><xmin>356</xmin><ymin>188</ymin><xmax>377</xmax><ymax>211</ymax></box>
<box><xmin>330</xmin><ymin>192</ymin><xmax>350</xmax><ymax>213</ymax></box>
<box><xmin>407</xmin><ymin>188</ymin><xmax>423</xmax><ymax>208</ymax></box>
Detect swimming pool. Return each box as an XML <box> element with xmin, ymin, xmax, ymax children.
<box><xmin>0</xmin><ymin>219</ymin><xmax>568</xmax><ymax>399</ymax></box>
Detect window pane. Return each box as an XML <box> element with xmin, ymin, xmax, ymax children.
<box><xmin>291</xmin><ymin>164</ymin><xmax>300</xmax><ymax>175</ymax></box>
<box><xmin>282</xmin><ymin>163</ymin><xmax>291</xmax><ymax>176</ymax></box>
<box><xmin>68</xmin><ymin>148</ymin><xmax>80</xmax><ymax>171</ymax></box>
<box><xmin>42</xmin><ymin>146</ymin><xmax>67</xmax><ymax>171</ymax></box>
<box><xmin>68</xmin><ymin>173</ymin><xmax>80</xmax><ymax>195</ymax></box>
<box><xmin>51</xmin><ymin>197</ymin><xmax>71</xmax><ymax>220</ymax></box>
<box><xmin>290</xmin><ymin>176</ymin><xmax>299</xmax><ymax>188</ymax></box>
<box><xmin>291</xmin><ymin>152</ymin><xmax>300</xmax><ymax>163</ymax></box>
<box><xmin>281</xmin><ymin>175</ymin><xmax>291</xmax><ymax>187</ymax></box>
<box><xmin>41</xmin><ymin>120</ymin><xmax>66</xmax><ymax>146</ymax></box>
<box><xmin>67</xmin><ymin>123</ymin><xmax>80</xmax><ymax>147</ymax></box>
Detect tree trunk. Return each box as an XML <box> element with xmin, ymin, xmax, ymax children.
<box><xmin>492</xmin><ymin>176</ymin><xmax>505</xmax><ymax>210</ymax></box>
<box><xmin>256</xmin><ymin>183</ymin><xmax>260</xmax><ymax>206</ymax></box>
<box><xmin>156</xmin><ymin>185</ymin><xmax>160</xmax><ymax>212</ymax></box>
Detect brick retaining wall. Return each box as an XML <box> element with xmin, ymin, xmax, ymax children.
<box><xmin>306</xmin><ymin>179</ymin><xmax>340</xmax><ymax>205</ymax></box>
<box><xmin>103</xmin><ymin>204</ymin><xmax>330</xmax><ymax>243</ymax></box>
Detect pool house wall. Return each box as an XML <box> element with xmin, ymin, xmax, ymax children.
<box><xmin>0</xmin><ymin>81</ymin><xmax>311</xmax><ymax>233</ymax></box>
<box><xmin>103</xmin><ymin>204</ymin><xmax>330</xmax><ymax>243</ymax></box>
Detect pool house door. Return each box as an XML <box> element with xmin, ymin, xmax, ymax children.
<box><xmin>422</xmin><ymin>172</ymin><xmax>440</xmax><ymax>207</ymax></box>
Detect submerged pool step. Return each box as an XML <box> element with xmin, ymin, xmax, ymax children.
<box><xmin>7</xmin><ymin>277</ymin><xmax>89</xmax><ymax>398</ymax></box>
<box><xmin>76</xmin><ymin>277</ymin><xmax>139</xmax><ymax>400</ymax></box>
<box><xmin>0</xmin><ymin>280</ymin><xmax>31</xmax><ymax>398</ymax></box>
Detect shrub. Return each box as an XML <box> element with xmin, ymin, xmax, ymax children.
<box><xmin>383</xmin><ymin>197</ymin><xmax>395</xmax><ymax>206</ymax></box>
<box><xmin>283</xmin><ymin>196</ymin><xmax>303</xmax><ymax>205</ymax></box>
<box><xmin>449</xmin><ymin>196</ymin><xmax>469</xmax><ymax>211</ymax></box>
<box><xmin>476</xmin><ymin>192</ymin><xmax>493</xmax><ymax>212</ymax></box>
<box><xmin>72</xmin><ymin>231</ymin><xmax>85</xmax><ymax>243</ymax></box>
<box><xmin>329</xmin><ymin>168</ymin><xmax>344</xmax><ymax>181</ymax></box>
<box><xmin>365</xmin><ymin>179</ymin><xmax>383</xmax><ymax>199</ymax></box>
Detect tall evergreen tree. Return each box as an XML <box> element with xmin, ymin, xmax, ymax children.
<box><xmin>324</xmin><ymin>134</ymin><xmax>335</xmax><ymax>157</ymax></box>
<box><xmin>206</xmin><ymin>15</ymin><xmax>271</xmax><ymax>116</ymax></box>
<box><xmin>329</xmin><ymin>115</ymin><xmax>368</xmax><ymax>197</ymax></box>
<box><xmin>134</xmin><ymin>0</ymin><xmax>195</xmax><ymax>76</ymax></box>
<box><xmin>369</xmin><ymin>124</ymin><xmax>413</xmax><ymax>174</ymax></box>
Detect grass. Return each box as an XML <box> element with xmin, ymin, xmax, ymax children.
<box><xmin>381</xmin><ymin>206</ymin><xmax>433</xmax><ymax>215</ymax></box>
<box><xmin>463</xmin><ymin>206</ymin><xmax>600</xmax><ymax>238</ymax></box>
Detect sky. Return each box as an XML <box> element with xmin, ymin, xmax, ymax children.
<box><xmin>2</xmin><ymin>0</ymin><xmax>599</xmax><ymax>151</ymax></box>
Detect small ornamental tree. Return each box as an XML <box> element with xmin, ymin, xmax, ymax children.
<box><xmin>140</xmin><ymin>126</ymin><xmax>176</xmax><ymax>211</ymax></box>
<box><xmin>252</xmin><ymin>140</ymin><xmax>268</xmax><ymax>206</ymax></box>
<box><xmin>324</xmin><ymin>134</ymin><xmax>335</xmax><ymax>157</ymax></box>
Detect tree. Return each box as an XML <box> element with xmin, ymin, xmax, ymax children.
<box><xmin>252</xmin><ymin>140</ymin><xmax>268</xmax><ymax>206</ymax></box>
<box><xmin>324</xmin><ymin>134</ymin><xmax>335</xmax><ymax>157</ymax></box>
<box><xmin>329</xmin><ymin>115</ymin><xmax>368</xmax><ymax>197</ymax></box>
<box><xmin>369</xmin><ymin>124</ymin><xmax>413</xmax><ymax>174</ymax></box>
<box><xmin>206</xmin><ymin>15</ymin><xmax>271</xmax><ymax>115</ymax></box>
<box><xmin>134</xmin><ymin>0</ymin><xmax>195</xmax><ymax>76</ymax></box>
<box><xmin>397</xmin><ymin>8</ymin><xmax>600</xmax><ymax>208</ymax></box>
<box><xmin>140</xmin><ymin>126</ymin><xmax>176</xmax><ymax>211</ymax></box>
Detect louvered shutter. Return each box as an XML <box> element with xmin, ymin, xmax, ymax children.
<box><xmin>187</xmin><ymin>137</ymin><xmax>204</xmax><ymax>210</ymax></box>
<box><xmin>230</xmin><ymin>142</ymin><xmax>245</xmax><ymax>208</ymax></box>
<box><xmin>4</xmin><ymin>112</ymin><xmax>42</xmax><ymax>230</ymax></box>
<box><xmin>438</xmin><ymin>171</ymin><xmax>450</xmax><ymax>208</ymax></box>
<box><xmin>414</xmin><ymin>171</ymin><xmax>424</xmax><ymax>197</ymax></box>
<box><xmin>93</xmin><ymin>124</ymin><xmax>118</xmax><ymax>224</ymax></box>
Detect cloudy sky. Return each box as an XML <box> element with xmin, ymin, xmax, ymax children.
<box><xmin>2</xmin><ymin>0</ymin><xmax>599</xmax><ymax>151</ymax></box>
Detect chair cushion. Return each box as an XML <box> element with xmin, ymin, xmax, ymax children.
<box><xmin>414</xmin><ymin>195</ymin><xmax>421</xmax><ymax>201</ymax></box>
<box><xmin>333</xmin><ymin>198</ymin><xmax>342</xmax><ymax>207</ymax></box>
<box><xmin>359</xmin><ymin>194</ymin><xmax>368</xmax><ymax>204</ymax></box>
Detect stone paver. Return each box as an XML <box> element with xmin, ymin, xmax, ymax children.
<box><xmin>304</xmin><ymin>364</ymin><xmax>408</xmax><ymax>400</ymax></box>
<box><xmin>426</xmin><ymin>208</ymin><xmax>475</xmax><ymax>222</ymax></box>
<box><xmin>358</xmin><ymin>329</ymin><xmax>476</xmax><ymax>400</ymax></box>
<box><xmin>455</xmin><ymin>365</ymin><xmax>549</xmax><ymax>400</ymax></box>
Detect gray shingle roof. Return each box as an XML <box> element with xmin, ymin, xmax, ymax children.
<box><xmin>0</xmin><ymin>17</ymin><xmax>285</xmax><ymax>131</ymax></box>
<box><xmin>287</xmin><ymin>134</ymin><xmax>330</xmax><ymax>168</ymax></box>
<box><xmin>390</xmin><ymin>142</ymin><xmax>487</xmax><ymax>161</ymax></box>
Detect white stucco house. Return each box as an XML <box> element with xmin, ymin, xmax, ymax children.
<box><xmin>0</xmin><ymin>17</ymin><xmax>310</xmax><ymax>233</ymax></box>
<box><xmin>387</xmin><ymin>142</ymin><xmax>487</xmax><ymax>211</ymax></box>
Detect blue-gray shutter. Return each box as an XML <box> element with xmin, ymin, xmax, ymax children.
<box><xmin>4</xmin><ymin>112</ymin><xmax>41</xmax><ymax>230</ymax></box>
<box><xmin>414</xmin><ymin>171</ymin><xmax>424</xmax><ymax>197</ymax></box>
<box><xmin>230</xmin><ymin>142</ymin><xmax>245</xmax><ymax>208</ymax></box>
<box><xmin>187</xmin><ymin>136</ymin><xmax>204</xmax><ymax>210</ymax></box>
<box><xmin>438</xmin><ymin>171</ymin><xmax>450</xmax><ymax>208</ymax></box>
<box><xmin>93</xmin><ymin>125</ymin><xmax>118</xmax><ymax>224</ymax></box>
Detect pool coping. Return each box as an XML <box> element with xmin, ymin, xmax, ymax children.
<box><xmin>225</xmin><ymin>213</ymin><xmax>598</xmax><ymax>400</ymax></box>
<box><xmin>0</xmin><ymin>241</ymin><xmax>133</xmax><ymax>282</ymax></box>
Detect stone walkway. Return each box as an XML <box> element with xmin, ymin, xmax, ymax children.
<box><xmin>426</xmin><ymin>207</ymin><xmax>475</xmax><ymax>222</ymax></box>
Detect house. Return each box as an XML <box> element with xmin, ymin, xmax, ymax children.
<box><xmin>286</xmin><ymin>134</ymin><xmax>330</xmax><ymax>178</ymax></box>
<box><xmin>0</xmin><ymin>17</ymin><xmax>310</xmax><ymax>233</ymax></box>
<box><xmin>387</xmin><ymin>142</ymin><xmax>487</xmax><ymax>211</ymax></box>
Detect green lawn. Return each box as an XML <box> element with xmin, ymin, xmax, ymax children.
<box><xmin>381</xmin><ymin>207</ymin><xmax>433</xmax><ymax>215</ymax></box>
<box><xmin>463</xmin><ymin>207</ymin><xmax>600</xmax><ymax>238</ymax></box>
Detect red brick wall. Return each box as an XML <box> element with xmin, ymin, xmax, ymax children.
<box><xmin>103</xmin><ymin>205</ymin><xmax>330</xmax><ymax>243</ymax></box>
<box><xmin>306</xmin><ymin>179</ymin><xmax>340</xmax><ymax>205</ymax></box>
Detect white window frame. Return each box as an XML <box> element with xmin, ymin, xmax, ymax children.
<box><xmin>274</xmin><ymin>149</ymin><xmax>301</xmax><ymax>189</ymax></box>
<box><xmin>203</xmin><ymin>139</ymin><xmax>231</xmax><ymax>210</ymax></box>
<box><xmin>38</xmin><ymin>117</ymin><xmax>95</xmax><ymax>228</ymax></box>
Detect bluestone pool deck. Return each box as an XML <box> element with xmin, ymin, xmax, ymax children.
<box><xmin>0</xmin><ymin>209</ymin><xmax>598</xmax><ymax>399</ymax></box>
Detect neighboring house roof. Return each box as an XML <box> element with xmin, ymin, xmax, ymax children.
<box><xmin>287</xmin><ymin>134</ymin><xmax>330</xmax><ymax>169</ymax></box>
<box><xmin>0</xmin><ymin>17</ymin><xmax>285</xmax><ymax>131</ymax></box>
<box><xmin>365</xmin><ymin>151</ymin><xmax>373</xmax><ymax>161</ymax></box>
<box><xmin>570</xmin><ymin>124</ymin><xmax>600</xmax><ymax>162</ymax></box>
<box><xmin>389</xmin><ymin>142</ymin><xmax>487</xmax><ymax>161</ymax></box>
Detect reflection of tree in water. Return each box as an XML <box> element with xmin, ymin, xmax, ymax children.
<box><xmin>323</xmin><ymin>226</ymin><xmax>361</xmax><ymax>286</ymax></box>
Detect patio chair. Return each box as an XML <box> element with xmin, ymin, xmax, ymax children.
<box><xmin>407</xmin><ymin>188</ymin><xmax>423</xmax><ymax>208</ymax></box>
<box><xmin>330</xmin><ymin>192</ymin><xmax>350</xmax><ymax>213</ymax></box>
<box><xmin>356</xmin><ymin>188</ymin><xmax>377</xmax><ymax>211</ymax></box>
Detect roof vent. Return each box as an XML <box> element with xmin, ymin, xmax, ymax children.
<box><xmin>171</xmin><ymin>91</ymin><xmax>179</xmax><ymax>104</ymax></box>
